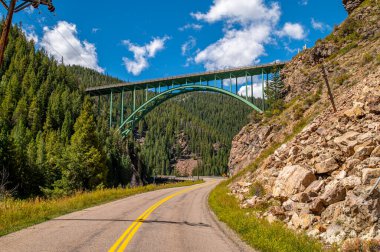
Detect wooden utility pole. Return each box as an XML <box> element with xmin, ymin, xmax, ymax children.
<box><xmin>321</xmin><ymin>64</ymin><xmax>337</xmax><ymax>113</ymax></box>
<box><xmin>0</xmin><ymin>0</ymin><xmax>56</xmax><ymax>67</ymax></box>
<box><xmin>0</xmin><ymin>0</ymin><xmax>17</xmax><ymax>67</ymax></box>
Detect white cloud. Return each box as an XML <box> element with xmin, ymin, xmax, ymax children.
<box><xmin>311</xmin><ymin>18</ymin><xmax>331</xmax><ymax>32</ymax></box>
<box><xmin>41</xmin><ymin>21</ymin><xmax>104</xmax><ymax>72</ymax></box>
<box><xmin>23</xmin><ymin>25</ymin><xmax>38</xmax><ymax>43</ymax></box>
<box><xmin>195</xmin><ymin>25</ymin><xmax>270</xmax><ymax>70</ymax></box>
<box><xmin>181</xmin><ymin>36</ymin><xmax>196</xmax><ymax>56</ymax></box>
<box><xmin>191</xmin><ymin>0</ymin><xmax>280</xmax><ymax>25</ymax></box>
<box><xmin>192</xmin><ymin>0</ymin><xmax>281</xmax><ymax>71</ymax></box>
<box><xmin>122</xmin><ymin>36</ymin><xmax>170</xmax><ymax>76</ymax></box>
<box><xmin>238</xmin><ymin>83</ymin><xmax>264</xmax><ymax>98</ymax></box>
<box><xmin>277</xmin><ymin>22</ymin><xmax>306</xmax><ymax>40</ymax></box>
<box><xmin>179</xmin><ymin>23</ymin><xmax>203</xmax><ymax>31</ymax></box>
<box><xmin>298</xmin><ymin>0</ymin><xmax>308</xmax><ymax>6</ymax></box>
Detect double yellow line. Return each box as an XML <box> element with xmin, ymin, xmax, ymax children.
<box><xmin>108</xmin><ymin>181</ymin><xmax>213</xmax><ymax>252</ymax></box>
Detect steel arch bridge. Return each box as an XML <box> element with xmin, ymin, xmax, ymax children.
<box><xmin>86</xmin><ymin>62</ymin><xmax>286</xmax><ymax>137</ymax></box>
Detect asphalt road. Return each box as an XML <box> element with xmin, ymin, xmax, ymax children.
<box><xmin>0</xmin><ymin>179</ymin><xmax>252</xmax><ymax>252</ymax></box>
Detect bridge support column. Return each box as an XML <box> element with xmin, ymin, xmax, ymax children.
<box><xmin>145</xmin><ymin>85</ymin><xmax>148</xmax><ymax>102</ymax></box>
<box><xmin>229</xmin><ymin>74</ymin><xmax>232</xmax><ymax>92</ymax></box>
<box><xmin>120</xmin><ymin>89</ymin><xmax>124</xmax><ymax>126</ymax></box>
<box><xmin>251</xmin><ymin>76</ymin><xmax>254</xmax><ymax>103</ymax></box>
<box><xmin>235</xmin><ymin>77</ymin><xmax>238</xmax><ymax>95</ymax></box>
<box><xmin>245</xmin><ymin>73</ymin><xmax>248</xmax><ymax>100</ymax></box>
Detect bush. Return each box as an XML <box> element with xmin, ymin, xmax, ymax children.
<box><xmin>250</xmin><ymin>182</ymin><xmax>265</xmax><ymax>197</ymax></box>
<box><xmin>334</xmin><ymin>73</ymin><xmax>351</xmax><ymax>86</ymax></box>
<box><xmin>292</xmin><ymin>103</ymin><xmax>305</xmax><ymax>120</ymax></box>
<box><xmin>376</xmin><ymin>54</ymin><xmax>380</xmax><ymax>65</ymax></box>
<box><xmin>361</xmin><ymin>52</ymin><xmax>373</xmax><ymax>65</ymax></box>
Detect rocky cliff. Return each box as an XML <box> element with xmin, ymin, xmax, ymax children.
<box><xmin>228</xmin><ymin>0</ymin><xmax>380</xmax><ymax>248</ymax></box>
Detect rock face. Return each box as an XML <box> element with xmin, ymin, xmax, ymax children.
<box><xmin>273</xmin><ymin>165</ymin><xmax>316</xmax><ymax>198</ymax></box>
<box><xmin>343</xmin><ymin>0</ymin><xmax>365</xmax><ymax>13</ymax></box>
<box><xmin>228</xmin><ymin>1</ymin><xmax>380</xmax><ymax>247</ymax></box>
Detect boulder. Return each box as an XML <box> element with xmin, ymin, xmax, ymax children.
<box><xmin>315</xmin><ymin>157</ymin><xmax>340</xmax><ymax>174</ymax></box>
<box><xmin>334</xmin><ymin>131</ymin><xmax>359</xmax><ymax>155</ymax></box>
<box><xmin>362</xmin><ymin>168</ymin><xmax>380</xmax><ymax>184</ymax></box>
<box><xmin>291</xmin><ymin>213</ymin><xmax>315</xmax><ymax>229</ymax></box>
<box><xmin>310</xmin><ymin>198</ymin><xmax>325</xmax><ymax>215</ymax></box>
<box><xmin>353</xmin><ymin>145</ymin><xmax>375</xmax><ymax>160</ymax></box>
<box><xmin>366</xmin><ymin>93</ymin><xmax>380</xmax><ymax>114</ymax></box>
<box><xmin>305</xmin><ymin>180</ymin><xmax>325</xmax><ymax>196</ymax></box>
<box><xmin>321</xmin><ymin>180</ymin><xmax>347</xmax><ymax>206</ymax></box>
<box><xmin>371</xmin><ymin>146</ymin><xmax>380</xmax><ymax>157</ymax></box>
<box><xmin>344</xmin><ymin>106</ymin><xmax>365</xmax><ymax>119</ymax></box>
<box><xmin>342</xmin><ymin>0</ymin><xmax>365</xmax><ymax>14</ymax></box>
<box><xmin>273</xmin><ymin>165</ymin><xmax>316</xmax><ymax>198</ymax></box>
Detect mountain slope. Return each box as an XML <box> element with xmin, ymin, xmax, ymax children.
<box><xmin>224</xmin><ymin>0</ymin><xmax>379</xmax><ymax>249</ymax></box>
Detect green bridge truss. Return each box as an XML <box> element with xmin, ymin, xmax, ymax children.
<box><xmin>85</xmin><ymin>62</ymin><xmax>286</xmax><ymax>137</ymax></box>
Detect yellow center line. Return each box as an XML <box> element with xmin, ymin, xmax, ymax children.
<box><xmin>108</xmin><ymin>181</ymin><xmax>216</xmax><ymax>252</ymax></box>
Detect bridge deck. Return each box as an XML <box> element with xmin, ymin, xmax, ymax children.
<box><xmin>86</xmin><ymin>62</ymin><xmax>286</xmax><ymax>96</ymax></box>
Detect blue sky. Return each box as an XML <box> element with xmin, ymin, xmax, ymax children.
<box><xmin>2</xmin><ymin>0</ymin><xmax>347</xmax><ymax>84</ymax></box>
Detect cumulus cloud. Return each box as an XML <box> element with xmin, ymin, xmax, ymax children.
<box><xmin>311</xmin><ymin>18</ymin><xmax>331</xmax><ymax>32</ymax></box>
<box><xmin>122</xmin><ymin>36</ymin><xmax>170</xmax><ymax>76</ymax></box>
<box><xmin>41</xmin><ymin>21</ymin><xmax>104</xmax><ymax>72</ymax></box>
<box><xmin>179</xmin><ymin>23</ymin><xmax>203</xmax><ymax>31</ymax></box>
<box><xmin>191</xmin><ymin>0</ymin><xmax>280</xmax><ymax>25</ymax></box>
<box><xmin>190</xmin><ymin>0</ymin><xmax>308</xmax><ymax>70</ymax></box>
<box><xmin>192</xmin><ymin>0</ymin><xmax>281</xmax><ymax>71</ymax></box>
<box><xmin>23</xmin><ymin>25</ymin><xmax>38</xmax><ymax>43</ymax></box>
<box><xmin>181</xmin><ymin>36</ymin><xmax>197</xmax><ymax>56</ymax></box>
<box><xmin>277</xmin><ymin>22</ymin><xmax>306</xmax><ymax>40</ymax></box>
<box><xmin>238</xmin><ymin>83</ymin><xmax>264</xmax><ymax>98</ymax></box>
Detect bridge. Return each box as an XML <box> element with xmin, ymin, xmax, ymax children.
<box><xmin>86</xmin><ymin>62</ymin><xmax>286</xmax><ymax>137</ymax></box>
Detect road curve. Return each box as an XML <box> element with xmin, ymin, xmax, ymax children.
<box><xmin>0</xmin><ymin>179</ymin><xmax>252</xmax><ymax>252</ymax></box>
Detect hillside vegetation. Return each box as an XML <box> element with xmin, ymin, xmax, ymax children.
<box><xmin>0</xmin><ymin>24</ymin><xmax>251</xmax><ymax>199</ymax></box>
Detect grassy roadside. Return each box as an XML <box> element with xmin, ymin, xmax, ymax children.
<box><xmin>0</xmin><ymin>180</ymin><xmax>202</xmax><ymax>237</ymax></box>
<box><xmin>209</xmin><ymin>180</ymin><xmax>323</xmax><ymax>252</ymax></box>
<box><xmin>209</xmin><ymin>113</ymin><xmax>327</xmax><ymax>251</ymax></box>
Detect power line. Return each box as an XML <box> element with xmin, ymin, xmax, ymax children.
<box><xmin>23</xmin><ymin>11</ymin><xmax>66</xmax><ymax>61</ymax></box>
<box><xmin>39</xmin><ymin>7</ymin><xmax>95</xmax><ymax>69</ymax></box>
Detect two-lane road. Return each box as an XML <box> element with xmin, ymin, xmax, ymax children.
<box><xmin>0</xmin><ymin>179</ymin><xmax>252</xmax><ymax>252</ymax></box>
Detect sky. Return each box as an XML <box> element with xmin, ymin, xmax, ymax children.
<box><xmin>1</xmin><ymin>0</ymin><xmax>347</xmax><ymax>94</ymax></box>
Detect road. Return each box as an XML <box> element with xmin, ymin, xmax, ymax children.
<box><xmin>0</xmin><ymin>179</ymin><xmax>252</xmax><ymax>252</ymax></box>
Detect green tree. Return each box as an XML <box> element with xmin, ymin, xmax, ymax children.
<box><xmin>264</xmin><ymin>70</ymin><xmax>285</xmax><ymax>113</ymax></box>
<box><xmin>61</xmin><ymin>98</ymin><xmax>107</xmax><ymax>192</ymax></box>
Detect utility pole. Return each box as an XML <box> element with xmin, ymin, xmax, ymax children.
<box><xmin>320</xmin><ymin>64</ymin><xmax>337</xmax><ymax>113</ymax></box>
<box><xmin>0</xmin><ymin>0</ymin><xmax>55</xmax><ymax>67</ymax></box>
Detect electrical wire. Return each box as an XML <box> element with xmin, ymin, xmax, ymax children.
<box><xmin>39</xmin><ymin>7</ymin><xmax>95</xmax><ymax>68</ymax></box>
<box><xmin>23</xmin><ymin>10</ymin><xmax>66</xmax><ymax>61</ymax></box>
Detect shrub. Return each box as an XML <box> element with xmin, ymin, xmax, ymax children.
<box><xmin>250</xmin><ymin>182</ymin><xmax>265</xmax><ymax>197</ymax></box>
<box><xmin>376</xmin><ymin>54</ymin><xmax>380</xmax><ymax>65</ymax></box>
<box><xmin>361</xmin><ymin>52</ymin><xmax>373</xmax><ymax>65</ymax></box>
<box><xmin>334</xmin><ymin>73</ymin><xmax>351</xmax><ymax>86</ymax></box>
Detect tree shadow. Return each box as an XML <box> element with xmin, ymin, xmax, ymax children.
<box><xmin>52</xmin><ymin>218</ymin><xmax>211</xmax><ymax>227</ymax></box>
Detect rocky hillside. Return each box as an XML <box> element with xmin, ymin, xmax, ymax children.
<box><xmin>227</xmin><ymin>0</ymin><xmax>380</xmax><ymax>249</ymax></box>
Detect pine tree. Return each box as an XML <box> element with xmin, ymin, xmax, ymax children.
<box><xmin>62</xmin><ymin>98</ymin><xmax>107</xmax><ymax>192</ymax></box>
<box><xmin>264</xmin><ymin>69</ymin><xmax>285</xmax><ymax>113</ymax></box>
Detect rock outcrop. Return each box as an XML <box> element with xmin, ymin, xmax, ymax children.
<box><xmin>227</xmin><ymin>0</ymin><xmax>380</xmax><ymax>247</ymax></box>
<box><xmin>230</xmin><ymin>72</ymin><xmax>380</xmax><ymax>245</ymax></box>
<box><xmin>343</xmin><ymin>0</ymin><xmax>365</xmax><ymax>13</ymax></box>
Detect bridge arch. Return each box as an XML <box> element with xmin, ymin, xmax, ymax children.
<box><xmin>119</xmin><ymin>85</ymin><xmax>262</xmax><ymax>137</ymax></box>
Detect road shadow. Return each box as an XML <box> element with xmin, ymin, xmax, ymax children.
<box><xmin>51</xmin><ymin>218</ymin><xmax>211</xmax><ymax>228</ymax></box>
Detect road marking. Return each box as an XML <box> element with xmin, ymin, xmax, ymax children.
<box><xmin>108</xmin><ymin>181</ymin><xmax>215</xmax><ymax>252</ymax></box>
